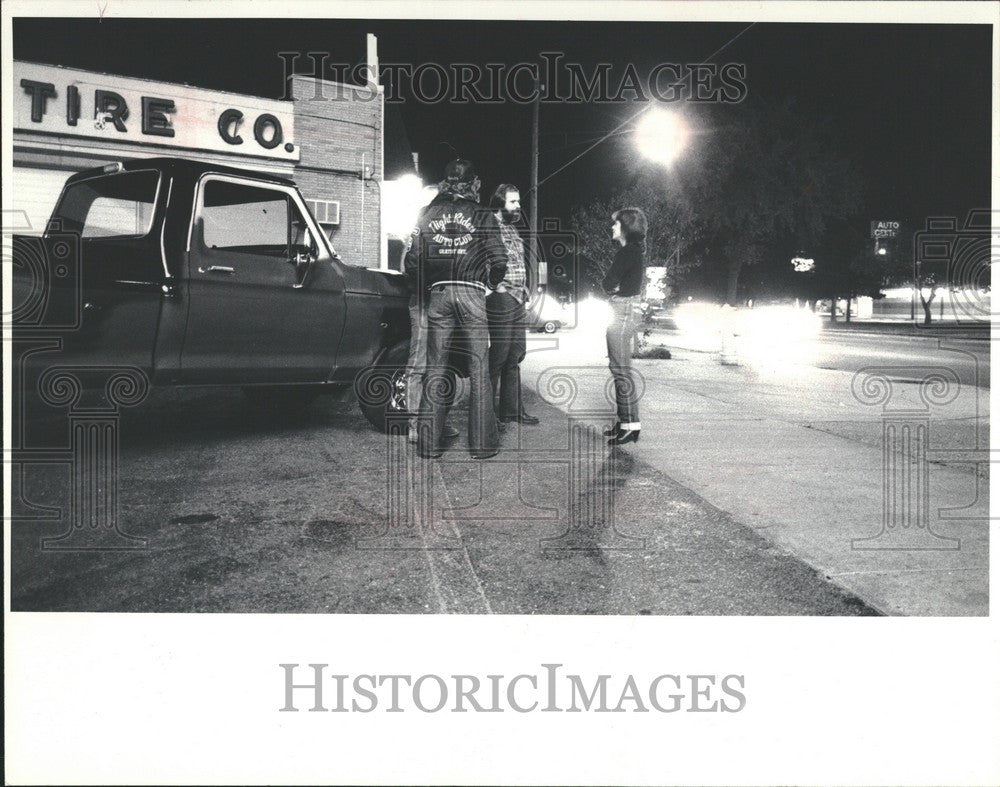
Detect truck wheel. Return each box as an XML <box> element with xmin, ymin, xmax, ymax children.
<box><xmin>356</xmin><ymin>343</ymin><xmax>410</xmax><ymax>433</ymax></box>
<box><xmin>543</xmin><ymin>320</ymin><xmax>558</xmax><ymax>334</ymax></box>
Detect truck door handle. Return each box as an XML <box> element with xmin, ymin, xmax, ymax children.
<box><xmin>199</xmin><ymin>265</ymin><xmax>235</xmax><ymax>275</ymax></box>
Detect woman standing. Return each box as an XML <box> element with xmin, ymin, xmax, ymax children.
<box><xmin>602</xmin><ymin>207</ymin><xmax>647</xmax><ymax>446</ymax></box>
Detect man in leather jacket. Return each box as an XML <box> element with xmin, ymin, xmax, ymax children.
<box><xmin>404</xmin><ymin>159</ymin><xmax>509</xmax><ymax>459</ymax></box>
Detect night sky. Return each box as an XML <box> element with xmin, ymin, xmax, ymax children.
<box><xmin>14</xmin><ymin>17</ymin><xmax>992</xmax><ymax>233</ymax></box>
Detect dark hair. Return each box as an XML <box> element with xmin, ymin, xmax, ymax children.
<box><xmin>612</xmin><ymin>207</ymin><xmax>648</xmax><ymax>248</ymax></box>
<box><xmin>490</xmin><ymin>183</ymin><xmax>520</xmax><ymax>210</ymax></box>
<box><xmin>443</xmin><ymin>158</ymin><xmax>476</xmax><ymax>183</ymax></box>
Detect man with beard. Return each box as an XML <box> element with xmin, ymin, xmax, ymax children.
<box><xmin>487</xmin><ymin>184</ymin><xmax>539</xmax><ymax>426</ymax></box>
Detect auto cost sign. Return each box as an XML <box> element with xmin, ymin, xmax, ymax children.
<box><xmin>14</xmin><ymin>61</ymin><xmax>299</xmax><ymax>161</ymax></box>
<box><xmin>870</xmin><ymin>220</ymin><xmax>900</xmax><ymax>239</ymax></box>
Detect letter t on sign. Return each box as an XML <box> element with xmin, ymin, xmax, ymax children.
<box><xmin>21</xmin><ymin>79</ymin><xmax>56</xmax><ymax>122</ymax></box>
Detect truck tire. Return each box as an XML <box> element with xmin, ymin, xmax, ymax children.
<box><xmin>542</xmin><ymin>320</ymin><xmax>558</xmax><ymax>334</ymax></box>
<box><xmin>356</xmin><ymin>342</ymin><xmax>410</xmax><ymax>433</ymax></box>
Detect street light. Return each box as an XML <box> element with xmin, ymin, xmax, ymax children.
<box><xmin>635</xmin><ymin>108</ymin><xmax>690</xmax><ymax>165</ymax></box>
<box><xmin>381</xmin><ymin>173</ymin><xmax>427</xmax><ymax>238</ymax></box>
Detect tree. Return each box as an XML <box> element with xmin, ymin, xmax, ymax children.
<box><xmin>693</xmin><ymin>101</ymin><xmax>864</xmax><ymax>305</ymax></box>
<box><xmin>570</xmin><ymin>195</ymin><xmax>618</xmax><ymax>293</ymax></box>
<box><xmin>813</xmin><ymin>221</ymin><xmax>893</xmax><ymax>321</ymax></box>
<box><xmin>569</xmin><ymin>179</ymin><xmax>701</xmax><ymax>296</ymax></box>
<box><xmin>570</xmin><ymin>100</ymin><xmax>864</xmax><ymax>306</ymax></box>
<box><xmin>916</xmin><ymin>270</ymin><xmax>940</xmax><ymax>325</ymax></box>
<box><xmin>876</xmin><ymin>228</ymin><xmax>943</xmax><ymax>325</ymax></box>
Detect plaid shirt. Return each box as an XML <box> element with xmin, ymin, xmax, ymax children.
<box><xmin>496</xmin><ymin>213</ymin><xmax>528</xmax><ymax>302</ymax></box>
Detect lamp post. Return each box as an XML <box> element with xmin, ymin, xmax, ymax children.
<box><xmin>633</xmin><ymin>108</ymin><xmax>691</xmax><ymax>356</ymax></box>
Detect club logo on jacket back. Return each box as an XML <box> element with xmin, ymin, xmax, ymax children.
<box><xmin>428</xmin><ymin>211</ymin><xmax>475</xmax><ymax>255</ymax></box>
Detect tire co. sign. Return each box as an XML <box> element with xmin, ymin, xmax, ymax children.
<box><xmin>14</xmin><ymin>61</ymin><xmax>299</xmax><ymax>161</ymax></box>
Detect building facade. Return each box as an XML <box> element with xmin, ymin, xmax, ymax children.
<box><xmin>12</xmin><ymin>61</ymin><xmax>390</xmax><ymax>270</ymax></box>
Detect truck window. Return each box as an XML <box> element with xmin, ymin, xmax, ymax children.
<box><xmin>200</xmin><ymin>180</ymin><xmax>290</xmax><ymax>257</ymax></box>
<box><xmin>52</xmin><ymin>170</ymin><xmax>159</xmax><ymax>239</ymax></box>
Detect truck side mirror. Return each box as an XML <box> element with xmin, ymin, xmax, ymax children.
<box><xmin>292</xmin><ymin>243</ymin><xmax>316</xmax><ymax>289</ymax></box>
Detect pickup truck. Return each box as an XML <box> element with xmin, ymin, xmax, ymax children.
<box><xmin>12</xmin><ymin>157</ymin><xmax>419</xmax><ymax>430</ymax></box>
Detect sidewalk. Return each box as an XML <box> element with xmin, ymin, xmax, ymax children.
<box><xmin>520</xmin><ymin>329</ymin><xmax>990</xmax><ymax>616</ymax></box>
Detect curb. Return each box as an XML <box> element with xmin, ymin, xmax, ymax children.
<box><xmin>819</xmin><ymin>326</ymin><xmax>991</xmax><ymax>342</ymax></box>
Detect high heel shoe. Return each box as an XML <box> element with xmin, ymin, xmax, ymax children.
<box><xmin>603</xmin><ymin>422</ymin><xmax>621</xmax><ymax>437</ymax></box>
<box><xmin>608</xmin><ymin>428</ymin><xmax>640</xmax><ymax>445</ymax></box>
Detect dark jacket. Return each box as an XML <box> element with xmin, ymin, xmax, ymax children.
<box><xmin>602</xmin><ymin>242</ymin><xmax>645</xmax><ymax>297</ymax></box>
<box><xmin>404</xmin><ymin>192</ymin><xmax>508</xmax><ymax>295</ymax></box>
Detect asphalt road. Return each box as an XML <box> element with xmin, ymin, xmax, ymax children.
<box><xmin>657</xmin><ymin>326</ymin><xmax>990</xmax><ymax>389</ymax></box>
<box><xmin>812</xmin><ymin>332</ymin><xmax>989</xmax><ymax>388</ymax></box>
<box><xmin>10</xmin><ymin>384</ymin><xmax>877</xmax><ymax>615</ymax></box>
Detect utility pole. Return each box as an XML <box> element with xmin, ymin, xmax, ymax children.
<box><xmin>531</xmin><ymin>74</ymin><xmax>543</xmax><ymax>288</ymax></box>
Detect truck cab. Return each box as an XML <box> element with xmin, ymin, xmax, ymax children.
<box><xmin>13</xmin><ymin>157</ymin><xmax>413</xmax><ymax>429</ymax></box>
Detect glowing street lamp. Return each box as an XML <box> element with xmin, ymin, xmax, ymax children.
<box><xmin>635</xmin><ymin>108</ymin><xmax>690</xmax><ymax>165</ymax></box>
<box><xmin>382</xmin><ymin>173</ymin><xmax>428</xmax><ymax>238</ymax></box>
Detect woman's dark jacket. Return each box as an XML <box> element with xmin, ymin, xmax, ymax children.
<box><xmin>602</xmin><ymin>242</ymin><xmax>645</xmax><ymax>297</ymax></box>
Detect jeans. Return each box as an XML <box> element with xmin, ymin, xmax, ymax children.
<box><xmin>606</xmin><ymin>295</ymin><xmax>640</xmax><ymax>426</ymax></box>
<box><xmin>404</xmin><ymin>295</ymin><xmax>427</xmax><ymax>425</ymax></box>
<box><xmin>419</xmin><ymin>284</ymin><xmax>499</xmax><ymax>454</ymax></box>
<box><xmin>487</xmin><ymin>291</ymin><xmax>527</xmax><ymax>419</ymax></box>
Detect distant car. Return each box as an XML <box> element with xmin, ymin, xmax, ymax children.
<box><xmin>815</xmin><ymin>299</ymin><xmax>845</xmax><ymax>318</ymax></box>
<box><xmin>527</xmin><ymin>293</ymin><xmax>567</xmax><ymax>333</ymax></box>
<box><xmin>531</xmin><ymin>315</ymin><xmax>562</xmax><ymax>333</ymax></box>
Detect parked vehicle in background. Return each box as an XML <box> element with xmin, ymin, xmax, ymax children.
<box><xmin>532</xmin><ymin>315</ymin><xmax>562</xmax><ymax>334</ymax></box>
<box><xmin>527</xmin><ymin>291</ymin><xmax>567</xmax><ymax>333</ymax></box>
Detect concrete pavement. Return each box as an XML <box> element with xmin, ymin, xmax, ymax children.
<box><xmin>9</xmin><ymin>373</ymin><xmax>879</xmax><ymax>615</ymax></box>
<box><xmin>519</xmin><ymin>326</ymin><xmax>990</xmax><ymax>616</ymax></box>
<box><xmin>8</xmin><ymin>325</ymin><xmax>987</xmax><ymax>615</ymax></box>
